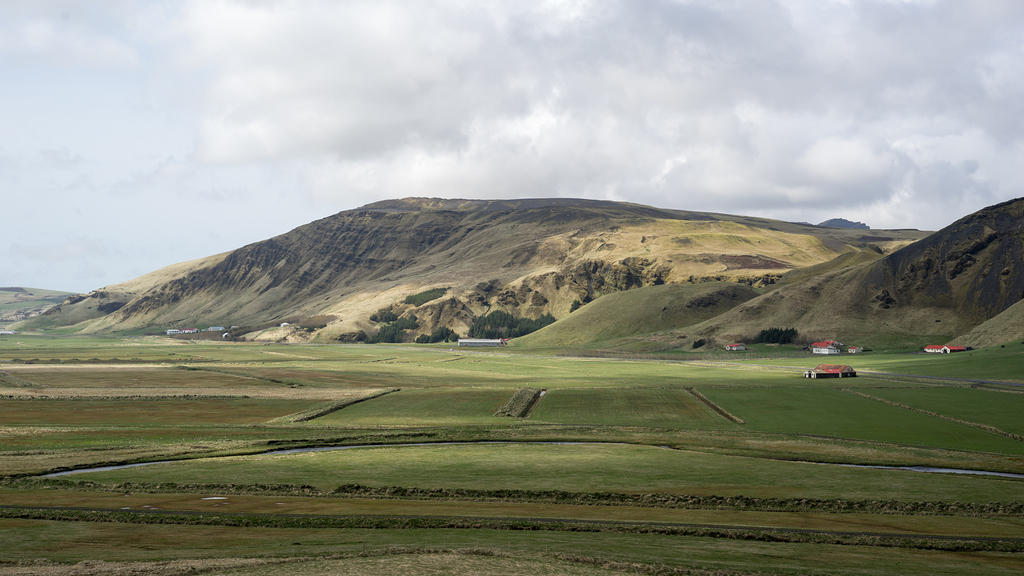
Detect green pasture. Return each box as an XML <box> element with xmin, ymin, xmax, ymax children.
<box><xmin>1</xmin><ymin>335</ymin><xmax>1023</xmax><ymax>573</ymax></box>
<box><xmin>700</xmin><ymin>385</ymin><xmax>1024</xmax><ymax>454</ymax></box>
<box><xmin>864</xmin><ymin>387</ymin><xmax>1024</xmax><ymax>435</ymax></box>
<box><xmin>742</xmin><ymin>342</ymin><xmax>1024</xmax><ymax>383</ymax></box>
<box><xmin>4</xmin><ymin>367</ymin><xmax>266</xmax><ymax>389</ymax></box>
<box><xmin>858</xmin><ymin>344</ymin><xmax>1024</xmax><ymax>382</ymax></box>
<box><xmin>0</xmin><ymin>397</ymin><xmax>315</xmax><ymax>426</ymax></box>
<box><xmin>529</xmin><ymin>386</ymin><xmax>733</xmax><ymax>428</ymax></box>
<box><xmin>3</xmin><ymin>519</ymin><xmax>1019</xmax><ymax>576</ymax></box>
<box><xmin>314</xmin><ymin>387</ymin><xmax>513</xmax><ymax>426</ymax></box>
<box><xmin>6</xmin><ymin>487</ymin><xmax>1024</xmax><ymax>539</ymax></box>
<box><xmin>70</xmin><ymin>443</ymin><xmax>1024</xmax><ymax>503</ymax></box>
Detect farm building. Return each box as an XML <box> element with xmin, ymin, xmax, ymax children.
<box><xmin>804</xmin><ymin>364</ymin><xmax>857</xmax><ymax>378</ymax></box>
<box><xmin>924</xmin><ymin>345</ymin><xmax>968</xmax><ymax>354</ymax></box>
<box><xmin>165</xmin><ymin>329</ymin><xmax>181</xmax><ymax>335</ymax></box>
<box><xmin>724</xmin><ymin>343</ymin><xmax>746</xmax><ymax>351</ymax></box>
<box><xmin>811</xmin><ymin>340</ymin><xmax>843</xmax><ymax>355</ymax></box>
<box><xmin>458</xmin><ymin>338</ymin><xmax>508</xmax><ymax>347</ymax></box>
<box><xmin>847</xmin><ymin>346</ymin><xmax>863</xmax><ymax>354</ymax></box>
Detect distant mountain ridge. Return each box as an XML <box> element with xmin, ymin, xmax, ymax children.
<box><xmin>0</xmin><ymin>287</ymin><xmax>72</xmax><ymax>324</ymax></box>
<box><xmin>818</xmin><ymin>218</ymin><xmax>869</xmax><ymax>230</ymax></box>
<box><xmin>16</xmin><ymin>198</ymin><xmax>925</xmax><ymax>341</ymax></box>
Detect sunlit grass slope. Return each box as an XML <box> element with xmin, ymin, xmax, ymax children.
<box><xmin>517</xmin><ymin>282</ymin><xmax>758</xmax><ymax>349</ymax></box>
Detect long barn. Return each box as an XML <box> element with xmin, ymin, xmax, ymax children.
<box><xmin>458</xmin><ymin>338</ymin><xmax>508</xmax><ymax>347</ymax></box>
<box><xmin>804</xmin><ymin>364</ymin><xmax>857</xmax><ymax>378</ymax></box>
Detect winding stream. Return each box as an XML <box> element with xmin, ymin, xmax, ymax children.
<box><xmin>41</xmin><ymin>441</ymin><xmax>1024</xmax><ymax>479</ymax></box>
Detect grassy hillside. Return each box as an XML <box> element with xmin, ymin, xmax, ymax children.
<box><xmin>673</xmin><ymin>197</ymin><xmax>1024</xmax><ymax>350</ymax></box>
<box><xmin>517</xmin><ymin>282</ymin><xmax>758</xmax><ymax>350</ymax></box>
<box><xmin>956</xmin><ymin>298</ymin><xmax>1024</xmax><ymax>348</ymax></box>
<box><xmin>17</xmin><ymin>198</ymin><xmax>923</xmax><ymax>341</ymax></box>
<box><xmin>0</xmin><ymin>287</ymin><xmax>73</xmax><ymax>325</ymax></box>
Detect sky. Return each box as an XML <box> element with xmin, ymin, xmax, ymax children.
<box><xmin>2</xmin><ymin>0</ymin><xmax>1022</xmax><ymax>293</ymax></box>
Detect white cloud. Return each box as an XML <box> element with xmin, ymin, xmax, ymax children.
<box><xmin>2</xmin><ymin>0</ymin><xmax>1024</xmax><ymax>290</ymax></box>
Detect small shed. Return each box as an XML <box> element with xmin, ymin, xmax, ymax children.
<box><xmin>847</xmin><ymin>346</ymin><xmax>863</xmax><ymax>354</ymax></box>
<box><xmin>804</xmin><ymin>364</ymin><xmax>857</xmax><ymax>378</ymax></box>
<box><xmin>725</xmin><ymin>343</ymin><xmax>746</xmax><ymax>351</ymax></box>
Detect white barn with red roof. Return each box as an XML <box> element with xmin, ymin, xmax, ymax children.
<box><xmin>811</xmin><ymin>340</ymin><xmax>843</xmax><ymax>355</ymax></box>
<box><xmin>924</xmin><ymin>345</ymin><xmax>968</xmax><ymax>354</ymax></box>
<box><xmin>804</xmin><ymin>364</ymin><xmax>857</xmax><ymax>378</ymax></box>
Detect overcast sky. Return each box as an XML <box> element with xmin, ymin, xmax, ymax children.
<box><xmin>3</xmin><ymin>0</ymin><xmax>1022</xmax><ymax>292</ymax></box>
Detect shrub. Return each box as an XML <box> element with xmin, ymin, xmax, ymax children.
<box><xmin>371</xmin><ymin>324</ymin><xmax>405</xmax><ymax>343</ymax></box>
<box><xmin>391</xmin><ymin>314</ymin><xmax>419</xmax><ymax>330</ymax></box>
<box><xmin>404</xmin><ymin>287</ymin><xmax>448</xmax><ymax>307</ymax></box>
<box><xmin>369</xmin><ymin>308</ymin><xmax>398</xmax><ymax>323</ymax></box>
<box><xmin>468</xmin><ymin>311</ymin><xmax>555</xmax><ymax>339</ymax></box>
<box><xmin>755</xmin><ymin>327</ymin><xmax>798</xmax><ymax>344</ymax></box>
<box><xmin>415</xmin><ymin>326</ymin><xmax>458</xmax><ymax>344</ymax></box>
<box><xmin>337</xmin><ymin>331</ymin><xmax>368</xmax><ymax>343</ymax></box>
<box><xmin>569</xmin><ymin>299</ymin><xmax>582</xmax><ymax>312</ymax></box>
<box><xmin>692</xmin><ymin>338</ymin><xmax>706</xmax><ymax>349</ymax></box>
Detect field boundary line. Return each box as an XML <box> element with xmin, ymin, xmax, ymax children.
<box><xmin>277</xmin><ymin>389</ymin><xmax>400</xmax><ymax>423</ymax></box>
<box><xmin>684</xmin><ymin>387</ymin><xmax>744</xmax><ymax>424</ymax></box>
<box><xmin>844</xmin><ymin>389</ymin><xmax>1024</xmax><ymax>442</ymax></box>
<box><xmin>857</xmin><ymin>370</ymin><xmax>1024</xmax><ymax>389</ymax></box>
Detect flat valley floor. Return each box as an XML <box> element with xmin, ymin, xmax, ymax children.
<box><xmin>1</xmin><ymin>336</ymin><xmax>1023</xmax><ymax>575</ymax></box>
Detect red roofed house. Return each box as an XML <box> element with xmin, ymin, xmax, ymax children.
<box><xmin>725</xmin><ymin>343</ymin><xmax>746</xmax><ymax>351</ymax></box>
<box><xmin>811</xmin><ymin>340</ymin><xmax>843</xmax><ymax>355</ymax></box>
<box><xmin>804</xmin><ymin>364</ymin><xmax>857</xmax><ymax>378</ymax></box>
<box><xmin>924</xmin><ymin>345</ymin><xmax>968</xmax><ymax>354</ymax></box>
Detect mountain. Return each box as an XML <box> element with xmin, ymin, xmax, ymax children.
<box><xmin>683</xmin><ymin>197</ymin><xmax>1024</xmax><ymax>348</ymax></box>
<box><xmin>15</xmin><ymin>198</ymin><xmax>925</xmax><ymax>341</ymax></box>
<box><xmin>0</xmin><ymin>287</ymin><xmax>73</xmax><ymax>325</ymax></box>
<box><xmin>817</xmin><ymin>218</ymin><xmax>869</xmax><ymax>230</ymax></box>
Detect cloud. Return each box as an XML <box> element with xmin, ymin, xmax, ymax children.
<box><xmin>0</xmin><ymin>3</ymin><xmax>139</xmax><ymax>67</ymax></box>
<box><xmin>168</xmin><ymin>0</ymin><xmax>1023</xmax><ymax>229</ymax></box>
<box><xmin>3</xmin><ymin>0</ymin><xmax>1024</xmax><ymax>291</ymax></box>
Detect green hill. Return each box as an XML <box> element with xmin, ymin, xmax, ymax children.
<box><xmin>517</xmin><ymin>282</ymin><xmax>758</xmax><ymax>350</ymax></box>
<box><xmin>17</xmin><ymin>198</ymin><xmax>921</xmax><ymax>341</ymax></box>
<box><xmin>680</xmin><ymin>197</ymin><xmax>1024</xmax><ymax>350</ymax></box>
<box><xmin>956</xmin><ymin>298</ymin><xmax>1024</xmax><ymax>348</ymax></box>
<box><xmin>0</xmin><ymin>287</ymin><xmax>73</xmax><ymax>325</ymax></box>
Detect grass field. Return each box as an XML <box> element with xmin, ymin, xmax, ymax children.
<box><xmin>66</xmin><ymin>442</ymin><xmax>1024</xmax><ymax>502</ymax></box>
<box><xmin>700</xmin><ymin>385</ymin><xmax>1024</xmax><ymax>454</ymax></box>
<box><xmin>864</xmin><ymin>387</ymin><xmax>1024</xmax><ymax>435</ymax></box>
<box><xmin>314</xmin><ymin>388</ymin><xmax>514</xmax><ymax>426</ymax></box>
<box><xmin>1</xmin><ymin>335</ymin><xmax>1022</xmax><ymax>574</ymax></box>
<box><xmin>529</xmin><ymin>386</ymin><xmax>732</xmax><ymax>428</ymax></box>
